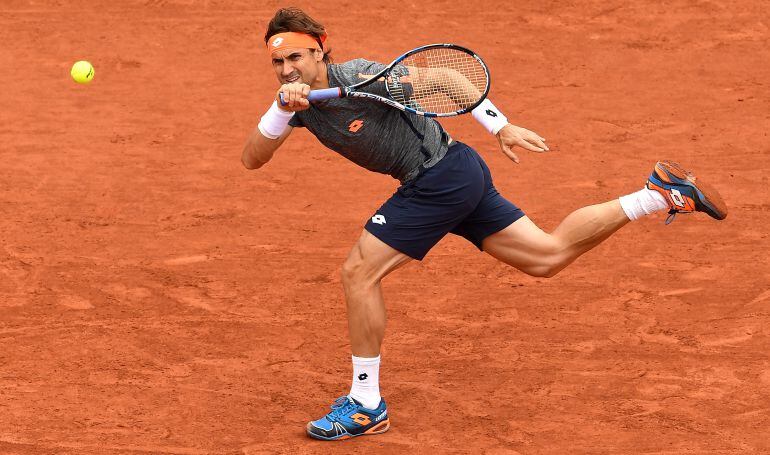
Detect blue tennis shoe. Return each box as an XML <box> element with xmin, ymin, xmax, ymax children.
<box><xmin>306</xmin><ymin>396</ymin><xmax>390</xmax><ymax>440</ymax></box>
<box><xmin>647</xmin><ymin>160</ymin><xmax>728</xmax><ymax>224</ymax></box>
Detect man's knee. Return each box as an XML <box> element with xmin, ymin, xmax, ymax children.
<box><xmin>528</xmin><ymin>263</ymin><xmax>562</xmax><ymax>278</ymax></box>
<box><xmin>341</xmin><ymin>244</ymin><xmax>375</xmax><ymax>289</ymax></box>
<box><xmin>342</xmin><ymin>231</ymin><xmax>412</xmax><ymax>291</ymax></box>
<box><xmin>518</xmin><ymin>254</ymin><xmax>566</xmax><ymax>278</ymax></box>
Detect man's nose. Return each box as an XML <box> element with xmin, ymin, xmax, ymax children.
<box><xmin>281</xmin><ymin>62</ymin><xmax>295</xmax><ymax>76</ymax></box>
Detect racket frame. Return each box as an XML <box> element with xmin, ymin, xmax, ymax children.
<box><xmin>295</xmin><ymin>43</ymin><xmax>491</xmax><ymax>117</ymax></box>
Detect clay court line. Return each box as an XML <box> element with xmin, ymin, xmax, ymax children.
<box><xmin>0</xmin><ymin>440</ymin><xmax>210</xmax><ymax>455</ymax></box>
<box><xmin>166</xmin><ymin>385</ymin><xmax>271</xmax><ymax>402</ymax></box>
<box><xmin>163</xmin><ymin>255</ymin><xmax>211</xmax><ymax>265</ymax></box>
<box><xmin>658</xmin><ymin>287</ymin><xmax>704</xmax><ymax>296</ymax></box>
<box><xmin>748</xmin><ymin>289</ymin><xmax>770</xmax><ymax>305</ymax></box>
<box><xmin>0</xmin><ymin>317</ymin><xmax>275</xmax><ymax>337</ymax></box>
<box><xmin>700</xmin><ymin>331</ymin><xmax>755</xmax><ymax>347</ymax></box>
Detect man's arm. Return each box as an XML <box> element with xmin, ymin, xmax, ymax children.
<box><xmin>401</xmin><ymin>66</ymin><xmax>482</xmax><ymax>111</ymax></box>
<box><xmin>242</xmin><ymin>82</ymin><xmax>310</xmax><ymax>170</ymax></box>
<box><xmin>360</xmin><ymin>68</ymin><xmax>549</xmax><ymax>162</ymax></box>
<box><xmin>241</xmin><ymin>124</ymin><xmax>293</xmax><ymax>170</ymax></box>
<box><xmin>494</xmin><ymin>124</ymin><xmax>549</xmax><ymax>164</ymax></box>
<box><xmin>415</xmin><ymin>66</ymin><xmax>550</xmax><ymax>161</ymax></box>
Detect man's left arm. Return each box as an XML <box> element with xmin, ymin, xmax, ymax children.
<box><xmin>471</xmin><ymin>99</ymin><xmax>549</xmax><ymax>164</ymax></box>
<box><xmin>408</xmin><ymin>67</ymin><xmax>549</xmax><ymax>161</ymax></box>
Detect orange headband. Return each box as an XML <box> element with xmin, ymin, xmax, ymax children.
<box><xmin>267</xmin><ymin>31</ymin><xmax>327</xmax><ymax>55</ymax></box>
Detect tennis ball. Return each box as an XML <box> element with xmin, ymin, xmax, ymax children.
<box><xmin>71</xmin><ymin>60</ymin><xmax>94</xmax><ymax>84</ymax></box>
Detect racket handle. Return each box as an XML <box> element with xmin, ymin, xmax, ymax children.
<box><xmin>278</xmin><ymin>87</ymin><xmax>343</xmax><ymax>106</ymax></box>
<box><xmin>307</xmin><ymin>87</ymin><xmax>343</xmax><ymax>102</ymax></box>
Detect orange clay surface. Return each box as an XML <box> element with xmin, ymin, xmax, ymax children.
<box><xmin>1</xmin><ymin>1</ymin><xmax>769</xmax><ymax>453</ymax></box>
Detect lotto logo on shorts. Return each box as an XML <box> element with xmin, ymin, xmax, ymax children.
<box><xmin>371</xmin><ymin>214</ymin><xmax>386</xmax><ymax>225</ymax></box>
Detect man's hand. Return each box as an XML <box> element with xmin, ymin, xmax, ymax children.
<box><xmin>496</xmin><ymin>124</ymin><xmax>549</xmax><ymax>164</ymax></box>
<box><xmin>276</xmin><ymin>83</ymin><xmax>311</xmax><ymax>112</ymax></box>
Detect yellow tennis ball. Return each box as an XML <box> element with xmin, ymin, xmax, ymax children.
<box><xmin>71</xmin><ymin>60</ymin><xmax>94</xmax><ymax>84</ymax></box>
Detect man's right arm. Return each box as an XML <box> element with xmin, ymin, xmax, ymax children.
<box><xmin>242</xmin><ymin>83</ymin><xmax>311</xmax><ymax>170</ymax></box>
<box><xmin>241</xmin><ymin>124</ymin><xmax>293</xmax><ymax>170</ymax></box>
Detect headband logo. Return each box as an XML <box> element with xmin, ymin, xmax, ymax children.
<box><xmin>271</xmin><ymin>37</ymin><xmax>284</xmax><ymax>47</ymax></box>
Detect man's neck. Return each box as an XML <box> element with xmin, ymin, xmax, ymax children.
<box><xmin>310</xmin><ymin>62</ymin><xmax>329</xmax><ymax>90</ymax></box>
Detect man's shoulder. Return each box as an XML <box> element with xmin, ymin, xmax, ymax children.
<box><xmin>330</xmin><ymin>58</ymin><xmax>386</xmax><ymax>84</ymax></box>
<box><xmin>335</xmin><ymin>58</ymin><xmax>382</xmax><ymax>69</ymax></box>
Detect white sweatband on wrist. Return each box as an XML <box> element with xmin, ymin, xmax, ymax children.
<box><xmin>257</xmin><ymin>101</ymin><xmax>294</xmax><ymax>139</ymax></box>
<box><xmin>472</xmin><ymin>98</ymin><xmax>509</xmax><ymax>135</ymax></box>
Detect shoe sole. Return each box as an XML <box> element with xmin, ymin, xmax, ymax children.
<box><xmin>306</xmin><ymin>419</ymin><xmax>390</xmax><ymax>441</ymax></box>
<box><xmin>654</xmin><ymin>160</ymin><xmax>728</xmax><ymax>220</ymax></box>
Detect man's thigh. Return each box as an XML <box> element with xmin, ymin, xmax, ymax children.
<box><xmin>480</xmin><ymin>216</ymin><xmax>561</xmax><ymax>270</ymax></box>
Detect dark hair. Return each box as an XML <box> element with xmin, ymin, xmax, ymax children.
<box><xmin>265</xmin><ymin>7</ymin><xmax>332</xmax><ymax>63</ymax></box>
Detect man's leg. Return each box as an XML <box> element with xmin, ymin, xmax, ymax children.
<box><xmin>482</xmin><ymin>200</ymin><xmax>629</xmax><ymax>278</ymax></box>
<box><xmin>306</xmin><ymin>229</ymin><xmax>411</xmax><ymax>441</ymax></box>
<box><xmin>483</xmin><ymin>160</ymin><xmax>728</xmax><ymax>278</ymax></box>
<box><xmin>341</xmin><ymin>230</ymin><xmax>412</xmax><ymax>358</ymax></box>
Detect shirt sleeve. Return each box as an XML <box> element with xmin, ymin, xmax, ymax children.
<box><xmin>288</xmin><ymin>113</ymin><xmax>304</xmax><ymax>128</ymax></box>
<box><xmin>340</xmin><ymin>58</ymin><xmax>390</xmax><ymax>97</ymax></box>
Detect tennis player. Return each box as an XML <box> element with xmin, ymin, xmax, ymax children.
<box><xmin>242</xmin><ymin>7</ymin><xmax>728</xmax><ymax>441</ymax></box>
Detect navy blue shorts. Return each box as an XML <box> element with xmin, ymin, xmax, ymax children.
<box><xmin>364</xmin><ymin>141</ymin><xmax>525</xmax><ymax>260</ymax></box>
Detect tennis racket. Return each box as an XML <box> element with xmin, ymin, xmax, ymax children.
<box><xmin>279</xmin><ymin>43</ymin><xmax>490</xmax><ymax>117</ymax></box>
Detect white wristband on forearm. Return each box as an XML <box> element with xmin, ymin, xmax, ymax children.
<box><xmin>472</xmin><ymin>99</ymin><xmax>509</xmax><ymax>135</ymax></box>
<box><xmin>257</xmin><ymin>101</ymin><xmax>294</xmax><ymax>139</ymax></box>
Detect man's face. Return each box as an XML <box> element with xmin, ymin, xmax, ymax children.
<box><xmin>271</xmin><ymin>47</ymin><xmax>322</xmax><ymax>85</ymax></box>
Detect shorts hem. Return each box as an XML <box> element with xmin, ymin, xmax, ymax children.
<box><xmin>470</xmin><ymin>209</ymin><xmax>526</xmax><ymax>251</ymax></box>
<box><xmin>364</xmin><ymin>225</ymin><xmax>429</xmax><ymax>261</ymax></box>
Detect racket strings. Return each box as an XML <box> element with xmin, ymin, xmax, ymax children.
<box><xmin>387</xmin><ymin>48</ymin><xmax>488</xmax><ymax>114</ymax></box>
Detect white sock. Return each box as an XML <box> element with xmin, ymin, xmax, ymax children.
<box><xmin>348</xmin><ymin>355</ymin><xmax>381</xmax><ymax>410</ymax></box>
<box><xmin>618</xmin><ymin>187</ymin><xmax>669</xmax><ymax>221</ymax></box>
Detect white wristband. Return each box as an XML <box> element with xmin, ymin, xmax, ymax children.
<box><xmin>472</xmin><ymin>99</ymin><xmax>509</xmax><ymax>135</ymax></box>
<box><xmin>257</xmin><ymin>101</ymin><xmax>295</xmax><ymax>139</ymax></box>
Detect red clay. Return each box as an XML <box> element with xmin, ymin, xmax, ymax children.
<box><xmin>1</xmin><ymin>1</ymin><xmax>769</xmax><ymax>453</ymax></box>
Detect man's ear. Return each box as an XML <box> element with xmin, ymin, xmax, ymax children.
<box><xmin>313</xmin><ymin>48</ymin><xmax>323</xmax><ymax>62</ymax></box>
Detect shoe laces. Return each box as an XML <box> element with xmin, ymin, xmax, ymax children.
<box><xmin>329</xmin><ymin>395</ymin><xmax>348</xmax><ymax>410</ymax></box>
<box><xmin>665</xmin><ymin>208</ymin><xmax>694</xmax><ymax>224</ymax></box>
<box><xmin>665</xmin><ymin>209</ymin><xmax>678</xmax><ymax>225</ymax></box>
<box><xmin>327</xmin><ymin>397</ymin><xmax>357</xmax><ymax>422</ymax></box>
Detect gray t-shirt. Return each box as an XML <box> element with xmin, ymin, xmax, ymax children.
<box><xmin>288</xmin><ymin>59</ymin><xmax>449</xmax><ymax>183</ymax></box>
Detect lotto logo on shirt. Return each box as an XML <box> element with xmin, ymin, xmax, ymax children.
<box><xmin>348</xmin><ymin>120</ymin><xmax>364</xmax><ymax>133</ymax></box>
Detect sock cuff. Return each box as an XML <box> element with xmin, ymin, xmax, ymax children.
<box><xmin>618</xmin><ymin>194</ymin><xmax>640</xmax><ymax>221</ymax></box>
<box><xmin>352</xmin><ymin>355</ymin><xmax>381</xmax><ymax>365</ymax></box>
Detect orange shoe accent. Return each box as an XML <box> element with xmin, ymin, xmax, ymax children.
<box><xmin>655</xmin><ymin>161</ymin><xmax>727</xmax><ymax>217</ymax></box>
<box><xmin>350</xmin><ymin>413</ymin><xmax>372</xmax><ymax>426</ymax></box>
<box><xmin>654</xmin><ymin>162</ymin><xmax>674</xmax><ymax>184</ymax></box>
<box><xmin>364</xmin><ymin>419</ymin><xmax>390</xmax><ymax>435</ymax></box>
<box><xmin>647</xmin><ymin>180</ymin><xmax>697</xmax><ymax>212</ymax></box>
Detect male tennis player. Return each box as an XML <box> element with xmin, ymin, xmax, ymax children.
<box><xmin>242</xmin><ymin>7</ymin><xmax>727</xmax><ymax>441</ymax></box>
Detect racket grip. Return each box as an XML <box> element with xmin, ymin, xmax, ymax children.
<box><xmin>278</xmin><ymin>88</ymin><xmax>342</xmax><ymax>106</ymax></box>
<box><xmin>307</xmin><ymin>87</ymin><xmax>343</xmax><ymax>102</ymax></box>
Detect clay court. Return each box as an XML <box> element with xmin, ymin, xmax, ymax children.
<box><xmin>1</xmin><ymin>0</ymin><xmax>769</xmax><ymax>453</ymax></box>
